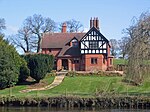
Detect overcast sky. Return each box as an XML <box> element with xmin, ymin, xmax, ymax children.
<box><xmin>0</xmin><ymin>0</ymin><xmax>150</xmax><ymax>40</ymax></box>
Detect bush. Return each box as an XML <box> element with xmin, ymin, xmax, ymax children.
<box><xmin>19</xmin><ymin>65</ymin><xmax>30</xmax><ymax>82</ymax></box>
<box><xmin>23</xmin><ymin>54</ymin><xmax>54</xmax><ymax>83</ymax></box>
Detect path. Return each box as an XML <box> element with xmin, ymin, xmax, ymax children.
<box><xmin>20</xmin><ymin>73</ymin><xmax>66</xmax><ymax>93</ymax></box>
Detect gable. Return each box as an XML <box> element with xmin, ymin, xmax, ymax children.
<box><xmin>81</xmin><ymin>27</ymin><xmax>109</xmax><ymax>43</ymax></box>
<box><xmin>80</xmin><ymin>27</ymin><xmax>110</xmax><ymax>54</ymax></box>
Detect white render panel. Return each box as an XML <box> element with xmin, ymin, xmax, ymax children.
<box><xmin>96</xmin><ymin>50</ymin><xmax>99</xmax><ymax>53</ymax></box>
<box><xmin>85</xmin><ymin>41</ymin><xmax>89</xmax><ymax>48</ymax></box>
<box><xmin>92</xmin><ymin>50</ymin><xmax>95</xmax><ymax>53</ymax></box>
<box><xmin>99</xmin><ymin>41</ymin><xmax>102</xmax><ymax>48</ymax></box>
<box><xmin>103</xmin><ymin>43</ymin><xmax>107</xmax><ymax>48</ymax></box>
<box><xmin>100</xmin><ymin>50</ymin><xmax>102</xmax><ymax>53</ymax></box>
<box><xmin>89</xmin><ymin>50</ymin><xmax>91</xmax><ymax>53</ymax></box>
<box><xmin>103</xmin><ymin>50</ymin><xmax>106</xmax><ymax>53</ymax></box>
<box><xmin>81</xmin><ymin>50</ymin><xmax>84</xmax><ymax>54</ymax></box>
<box><xmin>85</xmin><ymin>50</ymin><xmax>88</xmax><ymax>53</ymax></box>
<box><xmin>81</xmin><ymin>43</ymin><xmax>84</xmax><ymax>49</ymax></box>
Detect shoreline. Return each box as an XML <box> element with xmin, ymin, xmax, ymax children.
<box><xmin>0</xmin><ymin>95</ymin><xmax>150</xmax><ymax>109</ymax></box>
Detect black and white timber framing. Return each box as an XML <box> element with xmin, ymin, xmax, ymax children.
<box><xmin>80</xmin><ymin>27</ymin><xmax>110</xmax><ymax>55</ymax></box>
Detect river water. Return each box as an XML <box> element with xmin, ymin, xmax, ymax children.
<box><xmin>0</xmin><ymin>107</ymin><xmax>150</xmax><ymax>112</ymax></box>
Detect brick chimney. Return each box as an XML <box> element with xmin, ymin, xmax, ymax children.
<box><xmin>90</xmin><ymin>17</ymin><xmax>99</xmax><ymax>30</ymax></box>
<box><xmin>90</xmin><ymin>17</ymin><xmax>93</xmax><ymax>28</ymax></box>
<box><xmin>96</xmin><ymin>17</ymin><xmax>99</xmax><ymax>29</ymax></box>
<box><xmin>62</xmin><ymin>23</ymin><xmax>67</xmax><ymax>33</ymax></box>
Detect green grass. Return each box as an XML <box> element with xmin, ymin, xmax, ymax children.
<box><xmin>0</xmin><ymin>75</ymin><xmax>150</xmax><ymax>98</ymax></box>
<box><xmin>0</xmin><ymin>74</ymin><xmax>55</xmax><ymax>97</ymax></box>
<box><xmin>113</xmin><ymin>59</ymin><xmax>127</xmax><ymax>65</ymax></box>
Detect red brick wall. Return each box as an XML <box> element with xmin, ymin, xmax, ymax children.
<box><xmin>57</xmin><ymin>59</ymin><xmax>62</xmax><ymax>71</ymax></box>
<box><xmin>42</xmin><ymin>48</ymin><xmax>61</xmax><ymax>57</ymax></box>
<box><xmin>81</xmin><ymin>54</ymin><xmax>107</xmax><ymax>71</ymax></box>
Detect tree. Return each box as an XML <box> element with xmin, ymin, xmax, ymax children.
<box><xmin>60</xmin><ymin>19</ymin><xmax>83</xmax><ymax>32</ymax></box>
<box><xmin>125</xmin><ymin>12</ymin><xmax>150</xmax><ymax>84</ymax></box>
<box><xmin>0</xmin><ymin>18</ymin><xmax>6</xmax><ymax>35</ymax></box>
<box><xmin>0</xmin><ymin>35</ymin><xmax>28</xmax><ymax>89</ymax></box>
<box><xmin>109</xmin><ymin>39</ymin><xmax>118</xmax><ymax>58</ymax></box>
<box><xmin>118</xmin><ymin>37</ymin><xmax>130</xmax><ymax>59</ymax></box>
<box><xmin>10</xmin><ymin>26</ymin><xmax>32</xmax><ymax>53</ymax></box>
<box><xmin>24</xmin><ymin>14</ymin><xmax>56</xmax><ymax>53</ymax></box>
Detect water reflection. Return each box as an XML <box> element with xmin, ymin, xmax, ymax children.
<box><xmin>0</xmin><ymin>107</ymin><xmax>150</xmax><ymax>112</ymax></box>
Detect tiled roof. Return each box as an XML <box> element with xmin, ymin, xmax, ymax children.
<box><xmin>41</xmin><ymin>32</ymin><xmax>85</xmax><ymax>48</ymax></box>
<box><xmin>58</xmin><ymin>46</ymin><xmax>80</xmax><ymax>57</ymax></box>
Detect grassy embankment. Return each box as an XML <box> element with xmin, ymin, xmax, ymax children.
<box><xmin>0</xmin><ymin>75</ymin><xmax>150</xmax><ymax>98</ymax></box>
<box><xmin>0</xmin><ymin>59</ymin><xmax>149</xmax><ymax>98</ymax></box>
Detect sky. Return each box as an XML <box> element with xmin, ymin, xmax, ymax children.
<box><xmin>0</xmin><ymin>0</ymin><xmax>150</xmax><ymax>40</ymax></box>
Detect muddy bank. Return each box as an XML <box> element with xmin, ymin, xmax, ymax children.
<box><xmin>0</xmin><ymin>96</ymin><xmax>150</xmax><ymax>109</ymax></box>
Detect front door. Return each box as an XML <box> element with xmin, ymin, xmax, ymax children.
<box><xmin>62</xmin><ymin>59</ymin><xmax>68</xmax><ymax>70</ymax></box>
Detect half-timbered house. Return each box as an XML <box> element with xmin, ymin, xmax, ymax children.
<box><xmin>41</xmin><ymin>18</ymin><xmax>113</xmax><ymax>71</ymax></box>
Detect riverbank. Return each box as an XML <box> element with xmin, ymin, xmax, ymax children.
<box><xmin>1</xmin><ymin>75</ymin><xmax>150</xmax><ymax>97</ymax></box>
<box><xmin>0</xmin><ymin>95</ymin><xmax>150</xmax><ymax>109</ymax></box>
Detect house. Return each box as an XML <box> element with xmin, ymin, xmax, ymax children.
<box><xmin>41</xmin><ymin>18</ymin><xmax>113</xmax><ymax>71</ymax></box>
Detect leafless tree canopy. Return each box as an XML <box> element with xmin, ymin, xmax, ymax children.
<box><xmin>10</xmin><ymin>14</ymin><xmax>56</xmax><ymax>53</ymax></box>
<box><xmin>0</xmin><ymin>18</ymin><xmax>6</xmax><ymax>34</ymax></box>
<box><xmin>59</xmin><ymin>19</ymin><xmax>83</xmax><ymax>32</ymax></box>
<box><xmin>118</xmin><ymin>37</ymin><xmax>130</xmax><ymax>59</ymax></box>
<box><xmin>24</xmin><ymin>14</ymin><xmax>56</xmax><ymax>53</ymax></box>
<box><xmin>109</xmin><ymin>39</ymin><xmax>118</xmax><ymax>58</ymax></box>
<box><xmin>10</xmin><ymin>26</ymin><xmax>32</xmax><ymax>53</ymax></box>
<box><xmin>125</xmin><ymin>12</ymin><xmax>150</xmax><ymax>84</ymax></box>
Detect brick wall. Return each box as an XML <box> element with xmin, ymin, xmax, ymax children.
<box><xmin>81</xmin><ymin>54</ymin><xmax>107</xmax><ymax>71</ymax></box>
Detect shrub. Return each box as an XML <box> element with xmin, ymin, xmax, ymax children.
<box><xmin>19</xmin><ymin>65</ymin><xmax>30</xmax><ymax>82</ymax></box>
<box><xmin>24</xmin><ymin>54</ymin><xmax>54</xmax><ymax>83</ymax></box>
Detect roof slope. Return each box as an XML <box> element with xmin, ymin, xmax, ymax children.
<box><xmin>41</xmin><ymin>32</ymin><xmax>85</xmax><ymax>48</ymax></box>
<box><xmin>58</xmin><ymin>46</ymin><xmax>80</xmax><ymax>57</ymax></box>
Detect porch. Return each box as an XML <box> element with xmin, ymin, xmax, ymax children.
<box><xmin>56</xmin><ymin>58</ymin><xmax>80</xmax><ymax>71</ymax></box>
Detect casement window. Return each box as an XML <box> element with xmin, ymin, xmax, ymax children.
<box><xmin>73</xmin><ymin>58</ymin><xmax>79</xmax><ymax>64</ymax></box>
<box><xmin>89</xmin><ymin>41</ymin><xmax>98</xmax><ymax>49</ymax></box>
<box><xmin>91</xmin><ymin>58</ymin><xmax>97</xmax><ymax>64</ymax></box>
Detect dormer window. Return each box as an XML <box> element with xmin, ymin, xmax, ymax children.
<box><xmin>72</xmin><ymin>39</ymin><xmax>78</xmax><ymax>47</ymax></box>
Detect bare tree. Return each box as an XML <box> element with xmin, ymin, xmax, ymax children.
<box><xmin>24</xmin><ymin>14</ymin><xmax>56</xmax><ymax>53</ymax></box>
<box><xmin>10</xmin><ymin>26</ymin><xmax>32</xmax><ymax>53</ymax></box>
<box><xmin>59</xmin><ymin>19</ymin><xmax>83</xmax><ymax>32</ymax></box>
<box><xmin>0</xmin><ymin>18</ymin><xmax>6</xmax><ymax>34</ymax></box>
<box><xmin>118</xmin><ymin>37</ymin><xmax>130</xmax><ymax>59</ymax></box>
<box><xmin>125</xmin><ymin>12</ymin><xmax>150</xmax><ymax>84</ymax></box>
<box><xmin>109</xmin><ymin>39</ymin><xmax>118</xmax><ymax>58</ymax></box>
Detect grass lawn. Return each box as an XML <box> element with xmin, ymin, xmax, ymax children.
<box><xmin>0</xmin><ymin>75</ymin><xmax>150</xmax><ymax>98</ymax></box>
<box><xmin>113</xmin><ymin>59</ymin><xmax>127</xmax><ymax>65</ymax></box>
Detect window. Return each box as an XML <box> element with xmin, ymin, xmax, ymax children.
<box><xmin>110</xmin><ymin>59</ymin><xmax>112</xmax><ymax>65</ymax></box>
<box><xmin>73</xmin><ymin>58</ymin><xmax>79</xmax><ymax>64</ymax></box>
<box><xmin>72</xmin><ymin>39</ymin><xmax>78</xmax><ymax>47</ymax></box>
<box><xmin>91</xmin><ymin>58</ymin><xmax>97</xmax><ymax>64</ymax></box>
<box><xmin>103</xmin><ymin>58</ymin><xmax>105</xmax><ymax>64</ymax></box>
<box><xmin>89</xmin><ymin>41</ymin><xmax>98</xmax><ymax>49</ymax></box>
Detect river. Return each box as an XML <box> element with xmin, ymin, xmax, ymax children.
<box><xmin>0</xmin><ymin>107</ymin><xmax>150</xmax><ymax>112</ymax></box>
